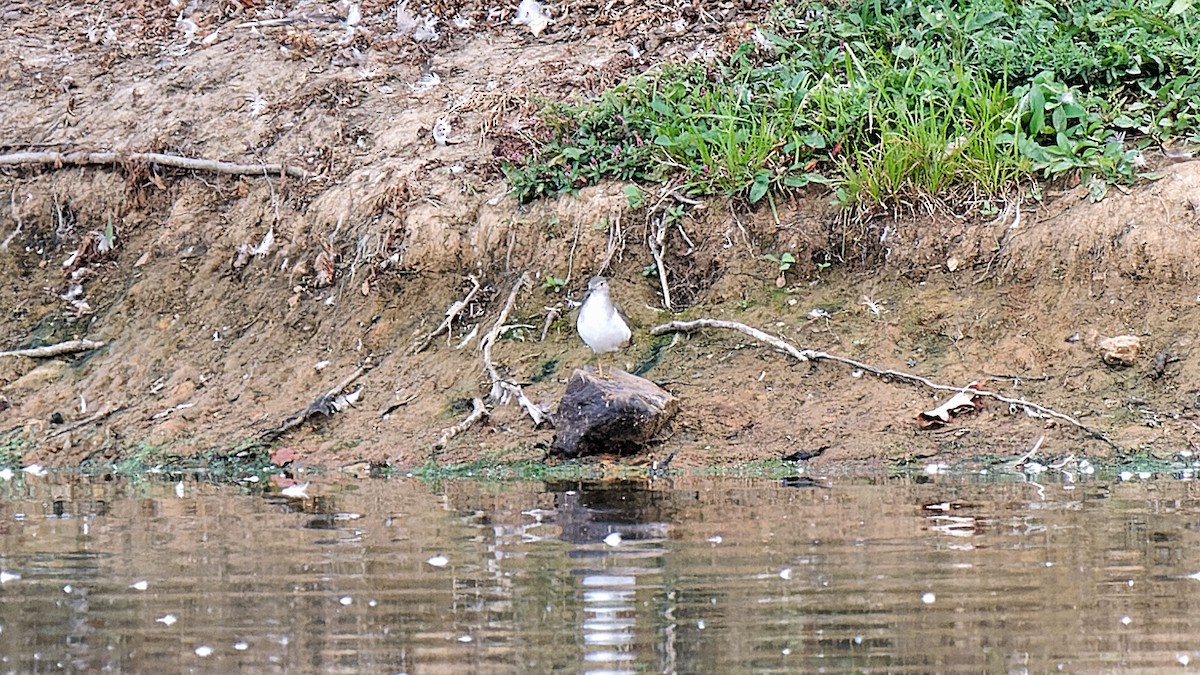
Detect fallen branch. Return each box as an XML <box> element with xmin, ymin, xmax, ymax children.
<box><xmin>0</xmin><ymin>339</ymin><xmax>105</xmax><ymax>359</ymax></box>
<box><xmin>434</xmin><ymin>397</ymin><xmax>488</xmax><ymax>450</ymax></box>
<box><xmin>650</xmin><ymin>318</ymin><xmax>1123</xmax><ymax>452</ymax></box>
<box><xmin>413</xmin><ymin>274</ymin><xmax>481</xmax><ymax>353</ymax></box>
<box><xmin>258</xmin><ymin>365</ymin><xmax>367</xmax><ymax>443</ymax></box>
<box><xmin>0</xmin><ymin>151</ymin><xmax>310</xmax><ymax>179</ymax></box>
<box><xmin>647</xmin><ymin>214</ymin><xmax>673</xmax><ymax>311</ymax></box>
<box><xmin>46</xmin><ymin>405</ymin><xmax>128</xmax><ymax>439</ymax></box>
<box><xmin>480</xmin><ymin>273</ymin><xmax>547</xmax><ymax>426</ymax></box>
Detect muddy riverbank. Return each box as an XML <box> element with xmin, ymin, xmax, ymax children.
<box><xmin>2</xmin><ymin>1</ymin><xmax>1199</xmax><ymax>470</ymax></box>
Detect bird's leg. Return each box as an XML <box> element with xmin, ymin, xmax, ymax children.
<box><xmin>596</xmin><ymin>355</ymin><xmax>605</xmax><ymax>379</ymax></box>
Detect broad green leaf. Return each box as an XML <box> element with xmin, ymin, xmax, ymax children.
<box><xmin>749</xmin><ymin>170</ymin><xmax>771</xmax><ymax>203</ymax></box>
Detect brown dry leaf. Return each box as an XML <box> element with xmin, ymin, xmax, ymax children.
<box><xmin>270</xmin><ymin>447</ymin><xmax>297</xmax><ymax>466</ymax></box>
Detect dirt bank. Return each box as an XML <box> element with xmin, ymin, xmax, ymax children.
<box><xmin>2</xmin><ymin>1</ymin><xmax>1198</xmax><ymax>470</ymax></box>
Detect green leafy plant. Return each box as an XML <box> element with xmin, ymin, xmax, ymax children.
<box><xmin>762</xmin><ymin>252</ymin><xmax>796</xmax><ymax>273</ymax></box>
<box><xmin>500</xmin><ymin>0</ymin><xmax>1200</xmax><ymax>209</ymax></box>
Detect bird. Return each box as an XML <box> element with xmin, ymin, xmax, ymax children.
<box><xmin>576</xmin><ymin>276</ymin><xmax>631</xmax><ymax>378</ymax></box>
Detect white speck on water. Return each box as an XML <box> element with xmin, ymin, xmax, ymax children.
<box><xmin>426</xmin><ymin>555</ymin><xmax>449</xmax><ymax>568</ymax></box>
<box><xmin>603</xmin><ymin>532</ymin><xmax>623</xmax><ymax>547</ymax></box>
<box><xmin>156</xmin><ymin>614</ymin><xmax>177</xmax><ymax>626</ymax></box>
<box><xmin>707</xmin><ymin>535</ymin><xmax>723</xmax><ymax>544</ymax></box>
<box><xmin>923</xmin><ymin>463</ymin><xmax>949</xmax><ymax>475</ymax></box>
<box><xmin>339</xmin><ymin>596</ymin><xmax>352</xmax><ymax>606</ymax></box>
<box><xmin>921</xmin><ymin>592</ymin><xmax>936</xmax><ymax>604</ymax></box>
<box><xmin>234</xmin><ymin>641</ymin><xmax>249</xmax><ymax>651</ymax></box>
<box><xmin>457</xmin><ymin>635</ymin><xmax>472</xmax><ymax>643</ymax></box>
<box><xmin>195</xmin><ymin>645</ymin><xmax>213</xmax><ymax>657</ymax></box>
<box><xmin>1120</xmin><ymin>471</ymin><xmax>1134</xmax><ymax>481</ymax></box>
<box><xmin>243</xmin><ymin>475</ymin><xmax>260</xmax><ymax>483</ymax></box>
<box><xmin>1120</xmin><ymin>615</ymin><xmax>1132</xmax><ymax>625</ymax></box>
<box><xmin>0</xmin><ymin>571</ymin><xmax>20</xmax><ymax>584</ymax></box>
<box><xmin>22</xmin><ymin>464</ymin><xmax>46</xmax><ymax>477</ymax></box>
<box><xmin>696</xmin><ymin>620</ymin><xmax>705</xmax><ymax>630</ymax></box>
<box><xmin>0</xmin><ymin>468</ymin><xmax>12</xmax><ymax>481</ymax></box>
<box><xmin>129</xmin><ymin>580</ymin><xmax>148</xmax><ymax>591</ymax></box>
<box><xmin>175</xmin><ymin>481</ymin><xmax>185</xmax><ymax>498</ymax></box>
<box><xmin>280</xmin><ymin>482</ymin><xmax>310</xmax><ymax>498</ymax></box>
<box><xmin>779</xmin><ymin>567</ymin><xmax>793</xmax><ymax>580</ymax></box>
<box><xmin>1178</xmin><ymin>653</ymin><xmax>1190</xmax><ymax>666</ymax></box>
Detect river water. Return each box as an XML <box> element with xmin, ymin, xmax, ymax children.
<box><xmin>0</xmin><ymin>470</ymin><xmax>1197</xmax><ymax>673</ymax></box>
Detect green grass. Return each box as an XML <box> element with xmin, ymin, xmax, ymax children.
<box><xmin>501</xmin><ymin>0</ymin><xmax>1199</xmax><ymax>209</ymax></box>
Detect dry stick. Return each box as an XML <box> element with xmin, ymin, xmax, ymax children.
<box><xmin>480</xmin><ymin>273</ymin><xmax>547</xmax><ymax>426</ymax></box>
<box><xmin>648</xmin><ymin>214</ymin><xmax>673</xmax><ymax>311</ymax></box>
<box><xmin>434</xmin><ymin>397</ymin><xmax>488</xmax><ymax>450</ymax></box>
<box><xmin>46</xmin><ymin>405</ymin><xmax>128</xmax><ymax>439</ymax></box>
<box><xmin>650</xmin><ymin>318</ymin><xmax>1123</xmax><ymax>452</ymax></box>
<box><xmin>0</xmin><ymin>151</ymin><xmax>310</xmax><ymax>179</ymax></box>
<box><xmin>413</xmin><ymin>274</ymin><xmax>481</xmax><ymax>353</ymax></box>
<box><xmin>259</xmin><ymin>365</ymin><xmax>367</xmax><ymax>443</ymax></box>
<box><xmin>0</xmin><ymin>339</ymin><xmax>105</xmax><ymax>358</ymax></box>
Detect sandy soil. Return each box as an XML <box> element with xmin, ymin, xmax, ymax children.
<box><xmin>2</xmin><ymin>0</ymin><xmax>1199</xmax><ymax>470</ymax></box>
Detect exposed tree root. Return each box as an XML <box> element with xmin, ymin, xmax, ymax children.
<box><xmin>650</xmin><ymin>318</ymin><xmax>1123</xmax><ymax>452</ymax></box>
<box><xmin>0</xmin><ymin>151</ymin><xmax>310</xmax><ymax>179</ymax></box>
<box><xmin>479</xmin><ymin>272</ymin><xmax>547</xmax><ymax>426</ymax></box>
<box><xmin>434</xmin><ymin>397</ymin><xmax>488</xmax><ymax>450</ymax></box>
<box><xmin>0</xmin><ymin>339</ymin><xmax>105</xmax><ymax>359</ymax></box>
<box><xmin>257</xmin><ymin>365</ymin><xmax>367</xmax><ymax>444</ymax></box>
<box><xmin>413</xmin><ymin>274</ymin><xmax>481</xmax><ymax>353</ymax></box>
<box><xmin>45</xmin><ymin>405</ymin><xmax>128</xmax><ymax>440</ymax></box>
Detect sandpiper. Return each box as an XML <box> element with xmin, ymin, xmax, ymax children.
<box><xmin>576</xmin><ymin>276</ymin><xmax>631</xmax><ymax>377</ymax></box>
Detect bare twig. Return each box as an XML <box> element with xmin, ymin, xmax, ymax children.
<box><xmin>0</xmin><ymin>151</ymin><xmax>310</xmax><ymax>179</ymax></box>
<box><xmin>1015</xmin><ymin>435</ymin><xmax>1045</xmax><ymax>466</ymax></box>
<box><xmin>45</xmin><ymin>405</ymin><xmax>127</xmax><ymax>439</ymax></box>
<box><xmin>650</xmin><ymin>318</ymin><xmax>1123</xmax><ymax>452</ymax></box>
<box><xmin>480</xmin><ymin>273</ymin><xmax>547</xmax><ymax>426</ymax></box>
<box><xmin>413</xmin><ymin>274</ymin><xmax>481</xmax><ymax>353</ymax></box>
<box><xmin>434</xmin><ymin>397</ymin><xmax>488</xmax><ymax>450</ymax></box>
<box><xmin>2</xmin><ymin>188</ymin><xmax>22</xmax><ymax>251</ymax></box>
<box><xmin>258</xmin><ymin>365</ymin><xmax>368</xmax><ymax>443</ymax></box>
<box><xmin>648</xmin><ymin>214</ymin><xmax>673</xmax><ymax>311</ymax></box>
<box><xmin>539</xmin><ymin>305</ymin><xmax>562</xmax><ymax>342</ymax></box>
<box><xmin>0</xmin><ymin>339</ymin><xmax>105</xmax><ymax>359</ymax></box>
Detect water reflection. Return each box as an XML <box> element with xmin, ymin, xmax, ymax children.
<box><xmin>0</xmin><ymin>472</ymin><xmax>1198</xmax><ymax>672</ymax></box>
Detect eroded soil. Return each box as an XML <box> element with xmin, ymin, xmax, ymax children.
<box><xmin>2</xmin><ymin>1</ymin><xmax>1199</xmax><ymax>470</ymax></box>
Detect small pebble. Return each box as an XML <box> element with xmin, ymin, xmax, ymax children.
<box><xmin>426</xmin><ymin>555</ymin><xmax>449</xmax><ymax>568</ymax></box>
<box><xmin>921</xmin><ymin>592</ymin><xmax>936</xmax><ymax>604</ymax></box>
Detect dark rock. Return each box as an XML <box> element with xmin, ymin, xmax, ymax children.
<box><xmin>552</xmin><ymin>369</ymin><xmax>678</xmax><ymax>457</ymax></box>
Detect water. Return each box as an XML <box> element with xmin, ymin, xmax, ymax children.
<box><xmin>0</xmin><ymin>472</ymin><xmax>1198</xmax><ymax>673</ymax></box>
